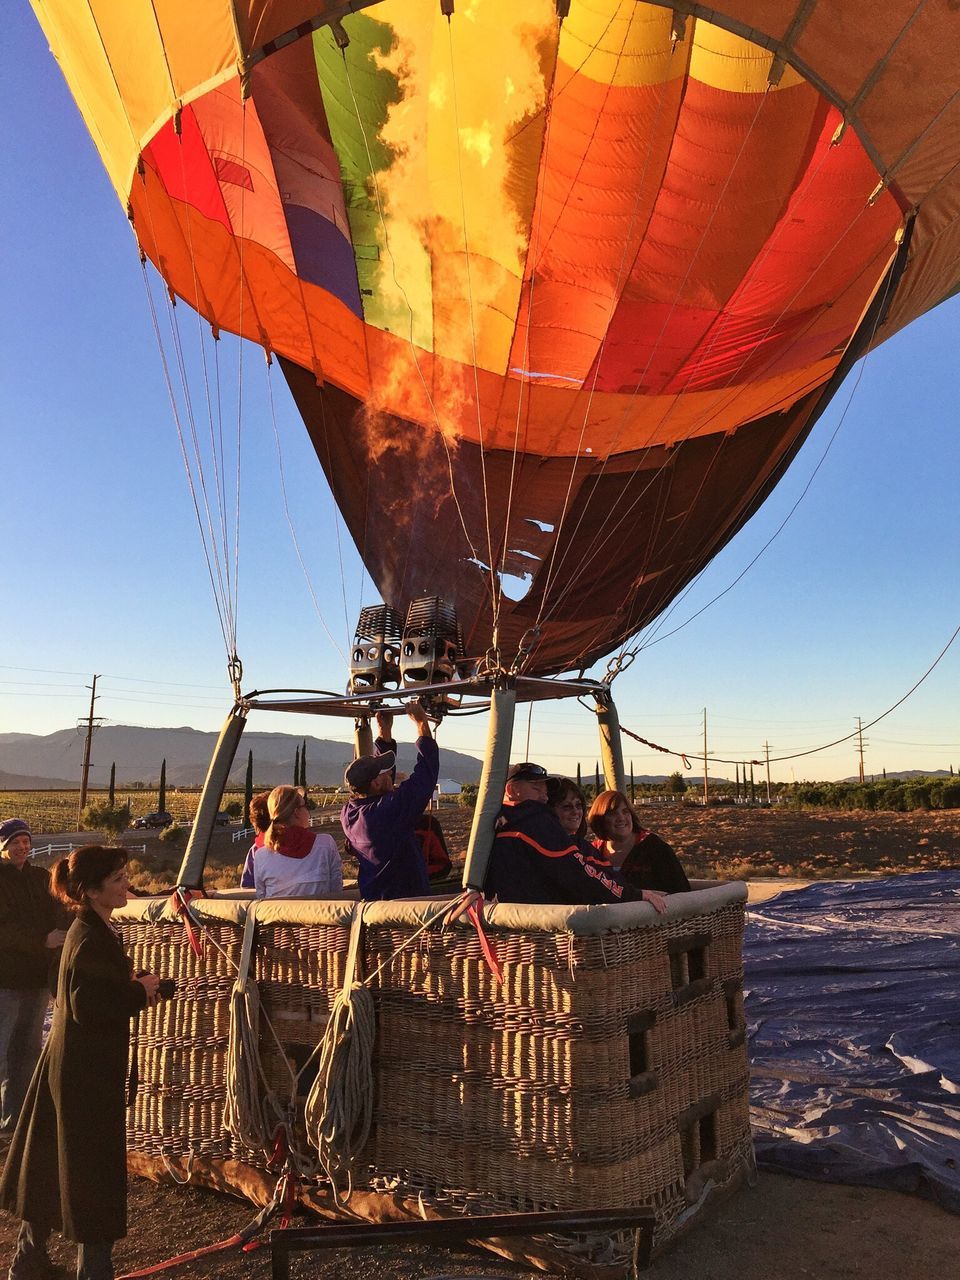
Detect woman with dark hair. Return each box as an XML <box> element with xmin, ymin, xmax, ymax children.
<box><xmin>588</xmin><ymin>790</ymin><xmax>691</xmax><ymax>900</ymax></box>
<box><xmin>0</xmin><ymin>845</ymin><xmax>161</xmax><ymax>1280</ymax></box>
<box><xmin>546</xmin><ymin>776</ymin><xmax>590</xmax><ymax>843</ymax></box>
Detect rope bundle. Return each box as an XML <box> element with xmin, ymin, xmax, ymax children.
<box><xmin>224</xmin><ymin>975</ymin><xmax>282</xmax><ymax>1153</ymax></box>
<box><xmin>303</xmin><ymin>976</ymin><xmax>376</xmax><ymax>1201</ymax></box>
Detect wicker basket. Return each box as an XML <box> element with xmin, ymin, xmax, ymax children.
<box><xmin>116</xmin><ymin>884</ymin><xmax>753</xmax><ymax>1256</ymax></box>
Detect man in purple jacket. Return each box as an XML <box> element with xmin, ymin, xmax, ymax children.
<box><xmin>340</xmin><ymin>701</ymin><xmax>439</xmax><ymax>900</ymax></box>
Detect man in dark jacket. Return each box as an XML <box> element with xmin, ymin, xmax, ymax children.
<box><xmin>0</xmin><ymin>820</ymin><xmax>67</xmax><ymax>1133</ymax></box>
<box><xmin>484</xmin><ymin>764</ymin><xmax>631</xmax><ymax>905</ymax></box>
<box><xmin>340</xmin><ymin>701</ymin><xmax>439</xmax><ymax>900</ymax></box>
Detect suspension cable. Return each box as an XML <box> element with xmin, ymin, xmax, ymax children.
<box><xmin>445</xmin><ymin>18</ymin><xmax>500</xmax><ymax>632</ymax></box>
<box><xmin>623</xmin><ymin>614</ymin><xmax>960</xmax><ymax>769</ymax></box>
<box><xmin>611</xmin><ymin>235</ymin><xmax>902</xmax><ymax>668</ymax></box>
<box><xmin>139</xmin><ymin>261</ymin><xmax>232</xmax><ymax>655</ymax></box>
<box><xmin>339</xmin><ymin>42</ymin><xmax>492</xmax><ymax>613</ymax></box>
<box><xmin>265</xmin><ymin>359</ymin><xmax>347</xmax><ymax>663</ymax></box>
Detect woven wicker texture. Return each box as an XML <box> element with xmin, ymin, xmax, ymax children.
<box><xmin>122</xmin><ymin>919</ymin><xmax>241</xmax><ymax>1161</ymax></box>
<box><xmin>120</xmin><ymin>896</ymin><xmax>752</xmax><ymax>1253</ymax></box>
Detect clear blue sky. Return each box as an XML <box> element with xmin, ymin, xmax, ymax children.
<box><xmin>2</xmin><ymin>9</ymin><xmax>959</xmax><ymax>785</ymax></box>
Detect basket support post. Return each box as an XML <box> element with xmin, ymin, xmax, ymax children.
<box><xmin>461</xmin><ymin>684</ymin><xmax>516</xmax><ymax>890</ymax></box>
<box><xmin>595</xmin><ymin>691</ymin><xmax>626</xmax><ymax>794</ymax></box>
<box><xmin>176</xmin><ymin>704</ymin><xmax>248</xmax><ymax>888</ymax></box>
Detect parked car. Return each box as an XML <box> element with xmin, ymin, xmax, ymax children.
<box><xmin>131</xmin><ymin>810</ymin><xmax>173</xmax><ymax>830</ymax></box>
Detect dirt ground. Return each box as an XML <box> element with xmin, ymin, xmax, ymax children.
<box><xmin>9</xmin><ymin>806</ymin><xmax>959</xmax><ymax>1277</ymax></box>
<box><xmin>1</xmin><ymin>1158</ymin><xmax>957</xmax><ymax>1280</ymax></box>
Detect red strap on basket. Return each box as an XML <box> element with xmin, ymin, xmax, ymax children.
<box><xmin>266</xmin><ymin>1124</ymin><xmax>289</xmax><ymax>1173</ymax></box>
<box><xmin>170</xmin><ymin>888</ymin><xmax>205</xmax><ymax>957</ymax></box>
<box><xmin>466</xmin><ymin>899</ymin><xmax>503</xmax><ymax>984</ymax></box>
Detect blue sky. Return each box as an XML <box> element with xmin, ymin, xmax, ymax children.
<box><xmin>2</xmin><ymin>9</ymin><xmax>959</xmax><ymax>785</ymax></box>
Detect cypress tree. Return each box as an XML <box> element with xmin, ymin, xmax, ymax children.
<box><xmin>576</xmin><ymin>763</ymin><xmax>582</xmax><ymax>788</ymax></box>
<box><xmin>243</xmin><ymin>750</ymin><xmax>254</xmax><ymax>824</ymax></box>
<box><xmin>158</xmin><ymin>758</ymin><xmax>167</xmax><ymax>812</ymax></box>
<box><xmin>108</xmin><ymin>762</ymin><xmax>116</xmax><ymax>808</ymax></box>
<box><xmin>300</xmin><ymin>738</ymin><xmax>307</xmax><ymax>788</ymax></box>
<box><xmin>293</xmin><ymin>744</ymin><xmax>300</xmax><ymax>786</ymax></box>
<box><xmin>630</xmin><ymin>761</ymin><xmax>635</xmax><ymax>804</ymax></box>
<box><xmin>594</xmin><ymin>761</ymin><xmax>601</xmax><ymax>795</ymax></box>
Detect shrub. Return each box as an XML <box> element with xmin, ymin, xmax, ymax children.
<box><xmin>224</xmin><ymin>800</ymin><xmax>243</xmax><ymax>818</ymax></box>
<box><xmin>935</xmin><ymin>780</ymin><xmax>960</xmax><ymax>809</ymax></box>
<box><xmin>158</xmin><ymin>824</ymin><xmax>187</xmax><ymax>846</ymax></box>
<box><xmin>458</xmin><ymin>784</ymin><xmax>478</xmax><ymax>810</ymax></box>
<box><xmin>80</xmin><ymin>802</ymin><xmax>130</xmax><ymax>836</ymax></box>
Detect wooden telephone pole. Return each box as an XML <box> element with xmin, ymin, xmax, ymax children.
<box><xmin>702</xmin><ymin>708</ymin><xmax>709</xmax><ymax>806</ymax></box>
<box><xmin>77</xmin><ymin>675</ymin><xmax>101</xmax><ymax>825</ymax></box>
<box><xmin>857</xmin><ymin>717</ymin><xmax>866</xmax><ymax>783</ymax></box>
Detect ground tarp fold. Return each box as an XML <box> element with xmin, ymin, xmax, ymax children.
<box><xmin>745</xmin><ymin>871</ymin><xmax>960</xmax><ymax>1209</ymax></box>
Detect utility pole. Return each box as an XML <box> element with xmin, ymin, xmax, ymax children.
<box><xmin>857</xmin><ymin>717</ymin><xmax>865</xmax><ymax>783</ymax></box>
<box><xmin>77</xmin><ymin>675</ymin><xmax>100</xmax><ymax>825</ymax></box>
<box><xmin>764</xmin><ymin>742</ymin><xmax>772</xmax><ymax>804</ymax></box>
<box><xmin>702</xmin><ymin>708</ymin><xmax>709</xmax><ymax>806</ymax></box>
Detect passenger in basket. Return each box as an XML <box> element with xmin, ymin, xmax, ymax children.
<box><xmin>254</xmin><ymin>786</ymin><xmax>343</xmax><ymax>899</ymax></box>
<box><xmin>340</xmin><ymin>700</ymin><xmax>438</xmax><ymax>900</ymax></box>
<box><xmin>588</xmin><ymin>790</ymin><xmax>690</xmax><ymax>897</ymax></box>
<box><xmin>239</xmin><ymin>791</ymin><xmax>270</xmax><ymax>889</ymax></box>
<box><xmin>370</xmin><ymin>710</ymin><xmax>453</xmax><ymax>882</ymax></box>
<box><xmin>484</xmin><ymin>764</ymin><xmax>664</xmax><ymax>909</ymax></box>
<box><xmin>546</xmin><ymin>776</ymin><xmax>591</xmax><ymax>845</ymax></box>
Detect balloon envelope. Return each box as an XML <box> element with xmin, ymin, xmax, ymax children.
<box><xmin>32</xmin><ymin>1</ymin><xmax>960</xmax><ymax>673</ymax></box>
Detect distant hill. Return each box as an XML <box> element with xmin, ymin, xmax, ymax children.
<box><xmin>0</xmin><ymin>725</ymin><xmax>483</xmax><ymax>788</ymax></box>
<box><xmin>838</xmin><ymin>770</ymin><xmax>955</xmax><ymax>784</ymax></box>
<box><xmin>0</xmin><ymin>769</ymin><xmax>77</xmax><ymax>789</ymax></box>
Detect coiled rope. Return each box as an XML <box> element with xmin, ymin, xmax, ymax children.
<box><xmin>304</xmin><ymin>905</ymin><xmax>375</xmax><ymax>1202</ymax></box>
<box><xmin>209</xmin><ymin>892</ymin><xmax>498</xmax><ymax>1200</ymax></box>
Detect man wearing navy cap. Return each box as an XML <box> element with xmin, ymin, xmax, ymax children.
<box><xmin>0</xmin><ymin>820</ymin><xmax>67</xmax><ymax>1134</ymax></box>
<box><xmin>340</xmin><ymin>701</ymin><xmax>439</xmax><ymax>900</ymax></box>
<box><xmin>484</xmin><ymin>763</ymin><xmax>630</xmax><ymax>905</ymax></box>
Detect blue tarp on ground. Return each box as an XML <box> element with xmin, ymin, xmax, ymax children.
<box><xmin>744</xmin><ymin>871</ymin><xmax>960</xmax><ymax>1210</ymax></box>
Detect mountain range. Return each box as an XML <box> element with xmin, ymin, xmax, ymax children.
<box><xmin>0</xmin><ymin>725</ymin><xmax>483</xmax><ymax>789</ymax></box>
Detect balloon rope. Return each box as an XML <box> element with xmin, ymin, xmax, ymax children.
<box><xmin>163</xmin><ymin>244</ymin><xmax>236</xmax><ymax>650</ymax></box>
<box><xmin>528</xmin><ymin>18</ymin><xmax>683</xmax><ymax>643</ymax></box>
<box><xmin>538</xmin><ymin>72</ymin><xmax>893</xmax><ymax>665</ymax></box>
<box><xmin>339</xmin><ymin>46</ymin><xmax>491</xmax><ymax>608</ymax></box>
<box><xmin>531</xmin><ymin>68</ymin><xmax>776</xmax><ymax>649</ymax></box>
<box><xmin>139</xmin><ymin>262</ymin><xmax>232</xmax><ymax>655</ymax></box>
<box><xmin>602</xmin><ymin>216</ymin><xmax>902</xmax><ymax>672</ymax></box>
<box><xmin>265</xmin><ymin>362</ymin><xmax>347</xmax><ymax>663</ymax></box>
<box><xmin>494</xmin><ymin>3</ymin><xmax>623</xmax><ymax>653</ymax></box>
<box><xmin>175</xmin><ymin>125</ymin><xmax>235</xmax><ymax>644</ymax></box>
<box><xmin>445</xmin><ymin>21</ymin><xmax>501</xmax><ymax>634</ymax></box>
<box><xmin>621</xmin><ymin>612</ymin><xmax>960</xmax><ymax>767</ymax></box>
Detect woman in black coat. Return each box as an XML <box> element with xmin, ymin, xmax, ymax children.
<box><xmin>0</xmin><ymin>846</ymin><xmax>160</xmax><ymax>1280</ymax></box>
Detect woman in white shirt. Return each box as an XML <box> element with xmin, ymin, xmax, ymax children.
<box><xmin>253</xmin><ymin>785</ymin><xmax>342</xmax><ymax>899</ymax></box>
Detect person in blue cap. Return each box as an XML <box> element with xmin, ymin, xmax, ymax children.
<box><xmin>0</xmin><ymin>820</ymin><xmax>67</xmax><ymax>1135</ymax></box>
<box><xmin>340</xmin><ymin>701</ymin><xmax>439</xmax><ymax>900</ymax></box>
